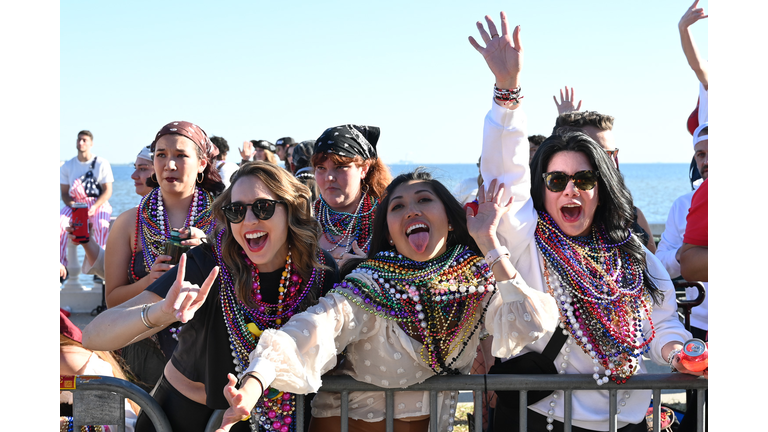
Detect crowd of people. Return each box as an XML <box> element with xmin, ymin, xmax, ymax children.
<box><xmin>60</xmin><ymin>4</ymin><xmax>708</xmax><ymax>432</ymax></box>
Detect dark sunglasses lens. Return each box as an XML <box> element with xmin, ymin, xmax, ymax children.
<box><xmin>253</xmin><ymin>200</ymin><xmax>277</xmax><ymax>220</ymax></box>
<box><xmin>573</xmin><ymin>172</ymin><xmax>598</xmax><ymax>190</ymax></box>
<box><xmin>545</xmin><ymin>173</ymin><xmax>568</xmax><ymax>192</ymax></box>
<box><xmin>224</xmin><ymin>204</ymin><xmax>247</xmax><ymax>223</ymax></box>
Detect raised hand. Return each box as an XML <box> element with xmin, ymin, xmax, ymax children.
<box><xmin>553</xmin><ymin>86</ymin><xmax>582</xmax><ymax>114</ymax></box>
<box><xmin>466</xmin><ymin>179</ymin><xmax>513</xmax><ymax>252</ymax></box>
<box><xmin>239</xmin><ymin>141</ymin><xmax>255</xmax><ymax>162</ymax></box>
<box><xmin>159</xmin><ymin>253</ymin><xmax>219</xmax><ymax>323</ymax></box>
<box><xmin>679</xmin><ymin>0</ymin><xmax>707</xmax><ymax>30</ymax></box>
<box><xmin>468</xmin><ymin>11</ymin><xmax>523</xmax><ymax>90</ymax></box>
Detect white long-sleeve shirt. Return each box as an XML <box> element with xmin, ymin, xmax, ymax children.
<box><xmin>246</xmin><ymin>263</ymin><xmax>559</xmax><ymax>431</ymax></box>
<box><xmin>655</xmin><ymin>181</ymin><xmax>708</xmax><ymax>330</ymax></box>
<box><xmin>479</xmin><ymin>100</ymin><xmax>691</xmax><ymax>431</ymax></box>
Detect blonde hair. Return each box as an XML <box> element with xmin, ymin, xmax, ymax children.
<box><xmin>210</xmin><ymin>161</ymin><xmax>329</xmax><ymax>309</ymax></box>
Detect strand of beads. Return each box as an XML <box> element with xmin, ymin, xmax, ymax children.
<box><xmin>314</xmin><ymin>192</ymin><xmax>377</xmax><ymax>254</ymax></box>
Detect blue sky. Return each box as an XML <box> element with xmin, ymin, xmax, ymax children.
<box><xmin>58</xmin><ymin>0</ymin><xmax>707</xmax><ymax>165</ymax></box>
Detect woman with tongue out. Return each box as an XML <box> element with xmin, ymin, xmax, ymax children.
<box><xmin>83</xmin><ymin>161</ymin><xmax>338</xmax><ymax>432</ymax></box>
<box><xmin>214</xmin><ymin>168</ymin><xmax>558</xmax><ymax>432</ymax></box>
<box><xmin>471</xmin><ymin>12</ymin><xmax>703</xmax><ymax>432</ymax></box>
<box><xmin>311</xmin><ymin>124</ymin><xmax>392</xmax><ymax>266</ymax></box>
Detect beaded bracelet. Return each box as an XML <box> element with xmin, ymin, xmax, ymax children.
<box><xmin>140</xmin><ymin>303</ymin><xmax>158</xmax><ymax>329</ymax></box>
<box><xmin>667</xmin><ymin>348</ymin><xmax>681</xmax><ymax>370</ymax></box>
<box><xmin>494</xmin><ymin>85</ymin><xmax>524</xmax><ymax>106</ymax></box>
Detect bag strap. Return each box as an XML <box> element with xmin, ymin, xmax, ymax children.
<box><xmin>89</xmin><ymin>156</ymin><xmax>97</xmax><ymax>170</ymax></box>
<box><xmin>541</xmin><ymin>326</ymin><xmax>568</xmax><ymax>362</ymax></box>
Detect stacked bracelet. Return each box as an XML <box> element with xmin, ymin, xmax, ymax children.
<box><xmin>485</xmin><ymin>246</ymin><xmax>511</xmax><ymax>270</ymax></box>
<box><xmin>140</xmin><ymin>303</ymin><xmax>158</xmax><ymax>329</ymax></box>
<box><xmin>494</xmin><ymin>85</ymin><xmax>524</xmax><ymax>106</ymax></box>
<box><xmin>667</xmin><ymin>348</ymin><xmax>681</xmax><ymax>371</ymax></box>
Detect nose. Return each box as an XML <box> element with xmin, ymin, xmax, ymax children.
<box><xmin>131</xmin><ymin>170</ymin><xmax>139</xmax><ymax>180</ymax></box>
<box><xmin>168</xmin><ymin>160</ymin><xmax>177</xmax><ymax>170</ymax></box>
<box><xmin>405</xmin><ymin>202</ymin><xmax>422</xmax><ymax>218</ymax></box>
<box><xmin>563</xmin><ymin>179</ymin><xmax>580</xmax><ymax>196</ymax></box>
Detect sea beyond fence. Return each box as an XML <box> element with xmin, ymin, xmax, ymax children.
<box><xmin>59</xmin><ymin>162</ymin><xmax>692</xmax><ymax>225</ymax></box>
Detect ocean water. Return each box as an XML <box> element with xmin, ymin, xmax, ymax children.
<box><xmin>61</xmin><ymin>163</ymin><xmax>692</xmax><ymax>225</ymax></box>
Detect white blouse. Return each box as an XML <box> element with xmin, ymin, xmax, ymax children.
<box><xmin>246</xmin><ymin>266</ymin><xmax>559</xmax><ymax>431</ymax></box>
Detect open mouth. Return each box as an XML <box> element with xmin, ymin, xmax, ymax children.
<box><xmin>406</xmin><ymin>223</ymin><xmax>430</xmax><ymax>253</ymax></box>
<box><xmin>164</xmin><ymin>177</ymin><xmax>178</xmax><ymax>183</ymax></box>
<box><xmin>560</xmin><ymin>204</ymin><xmax>582</xmax><ymax>222</ymax></box>
<box><xmin>245</xmin><ymin>231</ymin><xmax>268</xmax><ymax>252</ymax></box>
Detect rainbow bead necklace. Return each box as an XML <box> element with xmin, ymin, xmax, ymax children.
<box><xmin>314</xmin><ymin>192</ymin><xmax>377</xmax><ymax>255</ymax></box>
<box><xmin>330</xmin><ymin>245</ymin><xmax>495</xmax><ymax>375</ymax></box>
<box><xmin>534</xmin><ymin>210</ymin><xmax>655</xmax><ymax>385</ymax></box>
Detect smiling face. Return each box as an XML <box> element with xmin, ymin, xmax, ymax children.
<box><xmin>229</xmin><ymin>175</ymin><xmax>289</xmax><ymax>272</ymax></box>
<box><xmin>386</xmin><ymin>180</ymin><xmax>450</xmax><ymax>261</ymax></box>
<box><xmin>153</xmin><ymin>134</ymin><xmax>207</xmax><ymax>195</ymax></box>
<box><xmin>543</xmin><ymin>151</ymin><xmax>599</xmax><ymax>237</ymax></box>
<box><xmin>131</xmin><ymin>156</ymin><xmax>154</xmax><ymax>196</ymax></box>
<box><xmin>314</xmin><ymin>157</ymin><xmax>368</xmax><ymax>213</ymax></box>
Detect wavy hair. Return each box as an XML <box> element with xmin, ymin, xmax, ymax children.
<box><xmin>311</xmin><ymin>152</ymin><xmax>392</xmax><ymax>200</ymax></box>
<box><xmin>529</xmin><ymin>131</ymin><xmax>663</xmax><ymax>304</ymax></box>
<box><xmin>340</xmin><ymin>167</ymin><xmax>479</xmax><ymax>276</ymax></box>
<box><xmin>210</xmin><ymin>161</ymin><xmax>328</xmax><ymax>309</ymax></box>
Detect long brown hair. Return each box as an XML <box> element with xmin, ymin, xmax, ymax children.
<box><xmin>311</xmin><ymin>152</ymin><xmax>391</xmax><ymax>199</ymax></box>
<box><xmin>210</xmin><ymin>161</ymin><xmax>329</xmax><ymax>309</ymax></box>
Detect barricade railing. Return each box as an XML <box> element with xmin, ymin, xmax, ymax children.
<box><xmin>204</xmin><ymin>373</ymin><xmax>707</xmax><ymax>432</ymax></box>
<box><xmin>61</xmin><ymin>375</ymin><xmax>172</xmax><ymax>432</ymax></box>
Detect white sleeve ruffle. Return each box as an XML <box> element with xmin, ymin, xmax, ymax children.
<box><xmin>484</xmin><ymin>276</ymin><xmax>560</xmax><ymax>359</ymax></box>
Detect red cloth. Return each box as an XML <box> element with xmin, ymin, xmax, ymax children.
<box><xmin>687</xmin><ymin>98</ymin><xmax>700</xmax><ymax>135</ymax></box>
<box><xmin>684</xmin><ymin>179</ymin><xmax>708</xmax><ymax>246</ymax></box>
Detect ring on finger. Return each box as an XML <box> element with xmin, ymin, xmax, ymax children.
<box><xmin>491</xmin><ymin>33</ymin><xmax>499</xmax><ymax>38</ymax></box>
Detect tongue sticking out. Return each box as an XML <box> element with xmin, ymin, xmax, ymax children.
<box><xmin>408</xmin><ymin>231</ymin><xmax>430</xmax><ymax>254</ymax></box>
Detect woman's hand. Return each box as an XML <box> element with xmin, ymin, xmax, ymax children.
<box><xmin>679</xmin><ymin>0</ymin><xmax>707</xmax><ymax>31</ymax></box>
<box><xmin>553</xmin><ymin>86</ymin><xmax>582</xmax><ymax>114</ymax></box>
<box><xmin>178</xmin><ymin>226</ymin><xmax>207</xmax><ymax>247</ymax></box>
<box><xmin>671</xmin><ymin>352</ymin><xmax>708</xmax><ymax>379</ymax></box>
<box><xmin>158</xmin><ymin>253</ymin><xmax>219</xmax><ymax>323</ymax></box>
<box><xmin>468</xmin><ymin>11</ymin><xmax>523</xmax><ymax>91</ymax></box>
<box><xmin>239</xmin><ymin>141</ymin><xmax>255</xmax><ymax>162</ymax></box>
<box><xmin>149</xmin><ymin>255</ymin><xmax>174</xmax><ymax>283</ymax></box>
<box><xmin>466</xmin><ymin>179</ymin><xmax>513</xmax><ymax>253</ymax></box>
<box><xmin>217</xmin><ymin>373</ymin><xmax>262</xmax><ymax>432</ymax></box>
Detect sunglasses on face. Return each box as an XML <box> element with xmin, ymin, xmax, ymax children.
<box><xmin>542</xmin><ymin>170</ymin><xmax>599</xmax><ymax>193</ymax></box>
<box><xmin>222</xmin><ymin>199</ymin><xmax>285</xmax><ymax>223</ymax></box>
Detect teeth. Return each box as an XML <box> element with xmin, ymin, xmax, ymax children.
<box><xmin>406</xmin><ymin>223</ymin><xmax>427</xmax><ymax>235</ymax></box>
<box><xmin>245</xmin><ymin>232</ymin><xmax>266</xmax><ymax>239</ymax></box>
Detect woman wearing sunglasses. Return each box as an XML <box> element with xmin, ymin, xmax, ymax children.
<box><xmin>84</xmin><ymin>161</ymin><xmax>338</xmax><ymax>432</ymax></box>
<box><xmin>471</xmin><ymin>12</ymin><xmax>703</xmax><ymax>432</ymax></box>
<box><xmin>212</xmin><ymin>169</ymin><xmax>558</xmax><ymax>432</ymax></box>
<box><xmin>312</xmin><ymin>124</ymin><xmax>392</xmax><ymax>265</ymax></box>
<box><xmin>101</xmin><ymin>121</ymin><xmax>225</xmax><ymax>391</ymax></box>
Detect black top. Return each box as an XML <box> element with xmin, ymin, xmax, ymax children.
<box><xmin>147</xmin><ymin>243</ymin><xmax>338</xmax><ymax>408</ymax></box>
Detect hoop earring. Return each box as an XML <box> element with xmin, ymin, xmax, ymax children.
<box><xmin>197</xmin><ymin>172</ymin><xmax>204</xmax><ymax>184</ymax></box>
<box><xmin>151</xmin><ymin>173</ymin><xmax>158</xmax><ymax>183</ymax></box>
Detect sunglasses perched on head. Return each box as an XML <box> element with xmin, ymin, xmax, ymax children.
<box><xmin>542</xmin><ymin>170</ymin><xmax>599</xmax><ymax>192</ymax></box>
<box><xmin>222</xmin><ymin>199</ymin><xmax>285</xmax><ymax>223</ymax></box>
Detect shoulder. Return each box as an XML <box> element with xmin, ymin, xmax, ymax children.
<box><xmin>110</xmin><ymin>207</ymin><xmax>139</xmax><ymax>236</ymax></box>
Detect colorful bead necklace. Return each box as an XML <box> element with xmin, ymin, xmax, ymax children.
<box><xmin>534</xmin><ymin>210</ymin><xmax>655</xmax><ymax>385</ymax></box>
<box><xmin>330</xmin><ymin>245</ymin><xmax>495</xmax><ymax>375</ymax></box>
<box><xmin>313</xmin><ymin>191</ymin><xmax>377</xmax><ymax>256</ymax></box>
<box><xmin>214</xmin><ymin>229</ymin><xmax>326</xmax><ymax>432</ymax></box>
<box><xmin>132</xmin><ymin>185</ymin><xmax>216</xmax><ymax>280</ymax></box>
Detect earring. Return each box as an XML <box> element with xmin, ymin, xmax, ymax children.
<box><xmin>151</xmin><ymin>173</ymin><xmax>158</xmax><ymax>183</ymax></box>
<box><xmin>197</xmin><ymin>172</ymin><xmax>204</xmax><ymax>184</ymax></box>
<box><xmin>388</xmin><ymin>239</ymin><xmax>394</xmax><ymax>245</ymax></box>
<box><xmin>448</xmin><ymin>224</ymin><xmax>453</xmax><ymax>231</ymax></box>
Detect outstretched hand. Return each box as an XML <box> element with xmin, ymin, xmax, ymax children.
<box><xmin>553</xmin><ymin>86</ymin><xmax>582</xmax><ymax>114</ymax></box>
<box><xmin>239</xmin><ymin>141</ymin><xmax>255</xmax><ymax>162</ymax></box>
<box><xmin>466</xmin><ymin>179</ymin><xmax>513</xmax><ymax>251</ymax></box>
<box><xmin>679</xmin><ymin>0</ymin><xmax>707</xmax><ymax>30</ymax></box>
<box><xmin>468</xmin><ymin>11</ymin><xmax>523</xmax><ymax>90</ymax></box>
<box><xmin>159</xmin><ymin>253</ymin><xmax>219</xmax><ymax>323</ymax></box>
<box><xmin>216</xmin><ymin>374</ymin><xmax>258</xmax><ymax>432</ymax></box>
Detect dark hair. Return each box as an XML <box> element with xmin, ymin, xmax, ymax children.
<box><xmin>292</xmin><ymin>140</ymin><xmax>319</xmax><ymax>202</ymax></box>
<box><xmin>78</xmin><ymin>130</ymin><xmax>93</xmax><ymax>140</ymax></box>
<box><xmin>146</xmin><ymin>135</ymin><xmax>225</xmax><ymax>195</ymax></box>
<box><xmin>553</xmin><ymin>111</ymin><xmax>615</xmax><ymax>134</ymax></box>
<box><xmin>210</xmin><ymin>136</ymin><xmax>229</xmax><ymax>160</ymax></box>
<box><xmin>688</xmin><ymin>155</ymin><xmax>701</xmax><ymax>189</ymax></box>
<box><xmin>528</xmin><ymin>134</ymin><xmax>546</xmax><ymax>146</ymax></box>
<box><xmin>210</xmin><ymin>161</ymin><xmax>328</xmax><ymax>309</ymax></box>
<box><xmin>339</xmin><ymin>168</ymin><xmax>479</xmax><ymax>276</ymax></box>
<box><xmin>530</xmin><ymin>131</ymin><xmax>663</xmax><ymax>304</ymax></box>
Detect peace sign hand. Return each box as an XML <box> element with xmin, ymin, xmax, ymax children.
<box><xmin>159</xmin><ymin>253</ymin><xmax>219</xmax><ymax>323</ymax></box>
<box><xmin>468</xmin><ymin>11</ymin><xmax>523</xmax><ymax>90</ymax></box>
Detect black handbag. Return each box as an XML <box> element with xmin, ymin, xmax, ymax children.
<box><xmin>79</xmin><ymin>157</ymin><xmax>102</xmax><ymax>198</ymax></box>
<box><xmin>488</xmin><ymin>327</ymin><xmax>568</xmax><ymax>408</ymax></box>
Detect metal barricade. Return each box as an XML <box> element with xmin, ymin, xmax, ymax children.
<box><xmin>204</xmin><ymin>373</ymin><xmax>706</xmax><ymax>432</ymax></box>
<box><xmin>61</xmin><ymin>375</ymin><xmax>172</xmax><ymax>432</ymax></box>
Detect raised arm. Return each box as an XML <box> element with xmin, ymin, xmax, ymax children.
<box><xmin>679</xmin><ymin>0</ymin><xmax>708</xmax><ymax>89</ymax></box>
<box><xmin>553</xmin><ymin>85</ymin><xmax>582</xmax><ymax>114</ymax></box>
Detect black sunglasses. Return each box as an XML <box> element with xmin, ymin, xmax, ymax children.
<box><xmin>222</xmin><ymin>199</ymin><xmax>285</xmax><ymax>223</ymax></box>
<box><xmin>542</xmin><ymin>170</ymin><xmax>599</xmax><ymax>193</ymax></box>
